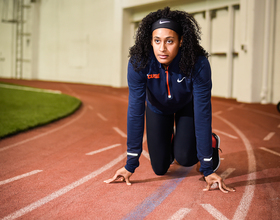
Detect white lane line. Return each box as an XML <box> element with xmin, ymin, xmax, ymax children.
<box><xmin>244</xmin><ymin>108</ymin><xmax>280</xmax><ymax>119</ymax></box>
<box><xmin>214</xmin><ymin>114</ymin><xmax>256</xmax><ymax>220</ymax></box>
<box><xmin>142</xmin><ymin>150</ymin><xmax>150</xmax><ymax>161</ymax></box>
<box><xmin>211</xmin><ymin>168</ymin><xmax>236</xmax><ymax>189</ymax></box>
<box><xmin>212</xmin><ymin>129</ymin><xmax>238</xmax><ymax>139</ymax></box>
<box><xmin>233</xmin><ymin>183</ymin><xmax>255</xmax><ymax>220</ymax></box>
<box><xmin>263</xmin><ymin>132</ymin><xmax>275</xmax><ymax>141</ymax></box>
<box><xmin>0</xmin><ymin>170</ymin><xmax>43</xmax><ymax>186</ymax></box>
<box><xmin>100</xmin><ymin>93</ymin><xmax>128</xmax><ymax>103</ymax></box>
<box><xmin>260</xmin><ymin>147</ymin><xmax>280</xmax><ymax>157</ymax></box>
<box><xmin>62</xmin><ymin>84</ymin><xmax>80</xmax><ymax>99</ymax></box>
<box><xmin>97</xmin><ymin>113</ymin><xmax>108</xmax><ymax>121</ymax></box>
<box><xmin>168</xmin><ymin>208</ymin><xmax>191</xmax><ymax>220</ymax></box>
<box><xmin>1</xmin><ymin>153</ymin><xmax>126</xmax><ymax>220</ymax></box>
<box><xmin>201</xmin><ymin>204</ymin><xmax>229</xmax><ymax>220</ymax></box>
<box><xmin>0</xmin><ymin>84</ymin><xmax>61</xmax><ymax>94</ymax></box>
<box><xmin>0</xmin><ymin>107</ymin><xmax>87</xmax><ymax>152</ymax></box>
<box><xmin>213</xmin><ymin>111</ymin><xmax>222</xmax><ymax>115</ymax></box>
<box><xmin>85</xmin><ymin>144</ymin><xmax>121</xmax><ymax>155</ymax></box>
<box><xmin>113</xmin><ymin>127</ymin><xmax>127</xmax><ymax>138</ymax></box>
<box><xmin>214</xmin><ymin>100</ymin><xmax>280</xmax><ymax>119</ymax></box>
<box><xmin>220</xmin><ymin>168</ymin><xmax>236</xmax><ymax>179</ymax></box>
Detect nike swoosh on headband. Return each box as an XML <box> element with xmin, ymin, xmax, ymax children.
<box><xmin>152</xmin><ymin>19</ymin><xmax>182</xmax><ymax>35</ymax></box>
<box><xmin>159</xmin><ymin>20</ymin><xmax>170</xmax><ymax>24</ymax></box>
<box><xmin>177</xmin><ymin>77</ymin><xmax>186</xmax><ymax>83</ymax></box>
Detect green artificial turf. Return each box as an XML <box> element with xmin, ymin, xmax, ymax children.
<box><xmin>0</xmin><ymin>82</ymin><xmax>81</xmax><ymax>139</ymax></box>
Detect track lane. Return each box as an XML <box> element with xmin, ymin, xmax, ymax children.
<box><xmin>0</xmin><ymin>79</ymin><xmax>279</xmax><ymax>219</ymax></box>
<box><xmin>0</xmin><ymin>85</ymin><xmax>129</xmax><ymax>219</ymax></box>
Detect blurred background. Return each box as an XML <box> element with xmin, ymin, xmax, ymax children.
<box><xmin>0</xmin><ymin>0</ymin><xmax>279</xmax><ymax>104</ymax></box>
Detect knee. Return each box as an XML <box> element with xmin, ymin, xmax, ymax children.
<box><xmin>152</xmin><ymin>164</ymin><xmax>169</xmax><ymax>176</ymax></box>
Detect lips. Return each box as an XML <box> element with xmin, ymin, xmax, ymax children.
<box><xmin>158</xmin><ymin>55</ymin><xmax>168</xmax><ymax>59</ymax></box>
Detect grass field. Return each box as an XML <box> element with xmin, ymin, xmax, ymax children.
<box><xmin>0</xmin><ymin>82</ymin><xmax>81</xmax><ymax>139</ymax></box>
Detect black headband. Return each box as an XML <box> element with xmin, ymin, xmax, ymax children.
<box><xmin>151</xmin><ymin>18</ymin><xmax>182</xmax><ymax>35</ymax></box>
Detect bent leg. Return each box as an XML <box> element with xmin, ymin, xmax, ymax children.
<box><xmin>146</xmin><ymin>106</ymin><xmax>174</xmax><ymax>175</ymax></box>
<box><xmin>174</xmin><ymin>101</ymin><xmax>199</xmax><ymax>167</ymax></box>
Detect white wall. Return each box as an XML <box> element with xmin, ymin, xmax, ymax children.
<box><xmin>272</xmin><ymin>0</ymin><xmax>280</xmax><ymax>104</ymax></box>
<box><xmin>38</xmin><ymin>0</ymin><xmax>118</xmax><ymax>86</ymax></box>
<box><xmin>0</xmin><ymin>0</ymin><xmax>279</xmax><ymax>104</ymax></box>
<box><xmin>236</xmin><ymin>0</ymin><xmax>277</xmax><ymax>103</ymax></box>
<box><xmin>0</xmin><ymin>21</ymin><xmax>14</xmax><ymax>78</ymax></box>
<box><xmin>0</xmin><ymin>1</ymin><xmax>15</xmax><ymax>78</ymax></box>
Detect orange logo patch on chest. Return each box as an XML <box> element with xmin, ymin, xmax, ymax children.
<box><xmin>147</xmin><ymin>74</ymin><xmax>160</xmax><ymax>79</ymax></box>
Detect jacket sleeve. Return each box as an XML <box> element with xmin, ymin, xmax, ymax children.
<box><xmin>125</xmin><ymin>61</ymin><xmax>147</xmax><ymax>173</ymax></box>
<box><xmin>192</xmin><ymin>57</ymin><xmax>213</xmax><ymax>177</ymax></box>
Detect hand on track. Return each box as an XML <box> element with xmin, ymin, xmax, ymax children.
<box><xmin>204</xmin><ymin>173</ymin><xmax>235</xmax><ymax>193</ymax></box>
<box><xmin>104</xmin><ymin>167</ymin><xmax>132</xmax><ymax>186</ymax></box>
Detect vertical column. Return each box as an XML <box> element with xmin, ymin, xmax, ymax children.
<box><xmin>240</xmin><ymin>0</ymin><xmax>248</xmax><ymax>52</ymax></box>
<box><xmin>112</xmin><ymin>0</ymin><xmax>123</xmax><ymax>87</ymax></box>
<box><xmin>205</xmin><ymin>10</ymin><xmax>212</xmax><ymax>61</ymax></box>
<box><xmin>227</xmin><ymin>5</ymin><xmax>234</xmax><ymax>98</ymax></box>
<box><xmin>31</xmin><ymin>0</ymin><xmax>40</xmax><ymax>79</ymax></box>
<box><xmin>15</xmin><ymin>0</ymin><xmax>23</xmax><ymax>78</ymax></box>
<box><xmin>260</xmin><ymin>0</ymin><xmax>272</xmax><ymax>104</ymax></box>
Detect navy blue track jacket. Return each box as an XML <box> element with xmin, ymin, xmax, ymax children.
<box><xmin>125</xmin><ymin>50</ymin><xmax>214</xmax><ymax>177</ymax></box>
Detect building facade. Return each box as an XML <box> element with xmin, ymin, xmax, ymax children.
<box><xmin>0</xmin><ymin>0</ymin><xmax>279</xmax><ymax>104</ymax></box>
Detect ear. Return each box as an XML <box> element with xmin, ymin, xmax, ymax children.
<box><xmin>179</xmin><ymin>36</ymin><xmax>183</xmax><ymax>47</ymax></box>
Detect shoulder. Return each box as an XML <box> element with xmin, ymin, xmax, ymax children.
<box><xmin>194</xmin><ymin>56</ymin><xmax>210</xmax><ymax>71</ymax></box>
<box><xmin>127</xmin><ymin>58</ymin><xmax>150</xmax><ymax>84</ymax></box>
<box><xmin>128</xmin><ymin>53</ymin><xmax>156</xmax><ymax>75</ymax></box>
<box><xmin>192</xmin><ymin>56</ymin><xmax>211</xmax><ymax>82</ymax></box>
<box><xmin>193</xmin><ymin>56</ymin><xmax>210</xmax><ymax>74</ymax></box>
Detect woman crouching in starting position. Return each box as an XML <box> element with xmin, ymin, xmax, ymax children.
<box><xmin>105</xmin><ymin>7</ymin><xmax>235</xmax><ymax>193</ymax></box>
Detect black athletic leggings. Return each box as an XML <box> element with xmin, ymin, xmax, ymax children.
<box><xmin>146</xmin><ymin>101</ymin><xmax>199</xmax><ymax>175</ymax></box>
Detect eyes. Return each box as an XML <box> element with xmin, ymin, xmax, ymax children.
<box><xmin>154</xmin><ymin>39</ymin><xmax>174</xmax><ymax>44</ymax></box>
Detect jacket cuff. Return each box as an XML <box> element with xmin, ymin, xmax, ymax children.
<box><xmin>125</xmin><ymin>164</ymin><xmax>136</xmax><ymax>173</ymax></box>
<box><xmin>203</xmin><ymin>169</ymin><xmax>214</xmax><ymax>177</ymax></box>
<box><xmin>125</xmin><ymin>154</ymin><xmax>140</xmax><ymax>173</ymax></box>
<box><xmin>199</xmin><ymin>159</ymin><xmax>213</xmax><ymax>177</ymax></box>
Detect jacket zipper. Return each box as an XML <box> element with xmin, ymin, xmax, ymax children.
<box><xmin>165</xmin><ymin>66</ymin><xmax>171</xmax><ymax>98</ymax></box>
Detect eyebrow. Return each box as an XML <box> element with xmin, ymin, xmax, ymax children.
<box><xmin>153</xmin><ymin>36</ymin><xmax>175</xmax><ymax>39</ymax></box>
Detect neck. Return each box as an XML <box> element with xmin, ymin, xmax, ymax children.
<box><xmin>163</xmin><ymin>64</ymin><xmax>168</xmax><ymax>70</ymax></box>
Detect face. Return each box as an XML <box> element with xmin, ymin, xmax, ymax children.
<box><xmin>151</xmin><ymin>28</ymin><xmax>182</xmax><ymax>67</ymax></box>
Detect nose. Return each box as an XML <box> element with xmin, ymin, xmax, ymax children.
<box><xmin>159</xmin><ymin>42</ymin><xmax>166</xmax><ymax>52</ymax></box>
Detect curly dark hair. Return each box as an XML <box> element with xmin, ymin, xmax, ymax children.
<box><xmin>129</xmin><ymin>7</ymin><xmax>209</xmax><ymax>77</ymax></box>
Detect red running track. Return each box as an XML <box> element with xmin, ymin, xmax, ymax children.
<box><xmin>0</xmin><ymin>79</ymin><xmax>279</xmax><ymax>220</ymax></box>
